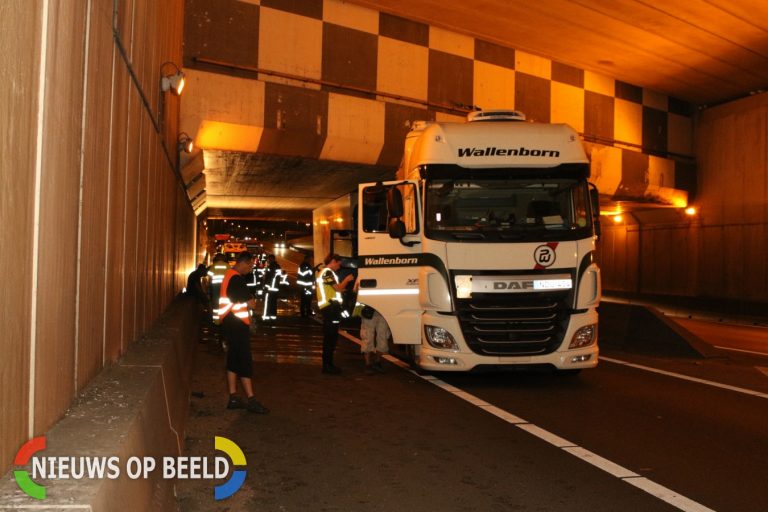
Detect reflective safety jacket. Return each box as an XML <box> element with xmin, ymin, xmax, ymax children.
<box><xmin>245</xmin><ymin>265</ymin><xmax>259</xmax><ymax>289</ymax></box>
<box><xmin>297</xmin><ymin>263</ymin><xmax>314</xmax><ymax>294</ymax></box>
<box><xmin>316</xmin><ymin>267</ymin><xmax>343</xmax><ymax>310</ymax></box>
<box><xmin>208</xmin><ymin>263</ymin><xmax>229</xmax><ymax>324</ymax></box>
<box><xmin>255</xmin><ymin>266</ymin><xmax>267</xmax><ymax>296</ymax></box>
<box><xmin>263</xmin><ymin>264</ymin><xmax>282</xmax><ymax>293</ymax></box>
<box><xmin>219</xmin><ymin>269</ymin><xmax>250</xmax><ymax>325</ymax></box>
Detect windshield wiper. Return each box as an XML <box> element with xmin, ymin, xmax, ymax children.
<box><xmin>452</xmin><ymin>232</ymin><xmax>485</xmax><ymax>240</ymax></box>
<box><xmin>499</xmin><ymin>232</ymin><xmax>527</xmax><ymax>240</ymax></box>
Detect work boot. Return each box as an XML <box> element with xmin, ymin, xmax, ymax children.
<box><xmin>373</xmin><ymin>361</ymin><xmax>385</xmax><ymax>373</ymax></box>
<box><xmin>322</xmin><ymin>365</ymin><xmax>342</xmax><ymax>375</ymax></box>
<box><xmin>246</xmin><ymin>397</ymin><xmax>270</xmax><ymax>414</ymax></box>
<box><xmin>226</xmin><ymin>395</ymin><xmax>245</xmax><ymax>410</ymax></box>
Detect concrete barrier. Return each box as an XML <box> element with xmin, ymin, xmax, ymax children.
<box><xmin>0</xmin><ymin>296</ymin><xmax>200</xmax><ymax>511</ymax></box>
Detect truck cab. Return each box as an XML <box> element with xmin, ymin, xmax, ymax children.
<box><xmin>354</xmin><ymin>110</ymin><xmax>601</xmax><ymax>372</ymax></box>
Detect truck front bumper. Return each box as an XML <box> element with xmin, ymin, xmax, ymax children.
<box><xmin>417</xmin><ymin>310</ymin><xmax>599</xmax><ymax>372</ymax></box>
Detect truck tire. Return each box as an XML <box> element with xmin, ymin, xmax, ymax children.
<box><xmin>406</xmin><ymin>345</ymin><xmax>429</xmax><ymax>375</ymax></box>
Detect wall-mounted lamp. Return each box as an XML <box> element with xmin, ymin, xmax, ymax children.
<box><xmin>178</xmin><ymin>132</ymin><xmax>194</xmax><ymax>153</ymax></box>
<box><xmin>160</xmin><ymin>61</ymin><xmax>186</xmax><ymax>96</ymax></box>
<box><xmin>612</xmin><ymin>214</ymin><xmax>623</xmax><ymax>223</ymax></box>
<box><xmin>684</xmin><ymin>206</ymin><xmax>697</xmax><ymax>216</ymax></box>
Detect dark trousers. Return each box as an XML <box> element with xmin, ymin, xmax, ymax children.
<box><xmin>321</xmin><ymin>303</ymin><xmax>341</xmax><ymax>368</ymax></box>
<box><xmin>300</xmin><ymin>288</ymin><xmax>312</xmax><ymax>316</ymax></box>
<box><xmin>222</xmin><ymin>315</ymin><xmax>253</xmax><ymax>378</ymax></box>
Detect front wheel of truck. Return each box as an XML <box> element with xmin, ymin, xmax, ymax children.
<box><xmin>405</xmin><ymin>344</ymin><xmax>429</xmax><ymax>375</ymax></box>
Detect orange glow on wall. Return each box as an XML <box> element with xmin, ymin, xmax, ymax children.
<box><xmin>194</xmin><ymin>120</ymin><xmax>264</xmax><ymax>152</ymax></box>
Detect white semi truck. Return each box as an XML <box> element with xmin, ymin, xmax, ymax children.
<box><xmin>320</xmin><ymin>110</ymin><xmax>602</xmax><ymax>372</ymax></box>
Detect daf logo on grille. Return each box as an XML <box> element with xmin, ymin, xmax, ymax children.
<box><xmin>494</xmin><ymin>281</ymin><xmax>534</xmax><ymax>290</ymax></box>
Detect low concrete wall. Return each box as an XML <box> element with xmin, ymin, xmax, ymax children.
<box><xmin>0</xmin><ymin>296</ymin><xmax>200</xmax><ymax>511</ymax></box>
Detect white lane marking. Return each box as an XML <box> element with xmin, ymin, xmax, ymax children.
<box><xmin>714</xmin><ymin>345</ymin><xmax>768</xmax><ymax>357</ymax></box>
<box><xmin>423</xmin><ymin>374</ymin><xmax>716</xmax><ymax>512</ymax></box>
<box><xmin>623</xmin><ymin>477</ymin><xmax>718</xmax><ymax>512</ymax></box>
<box><xmin>517</xmin><ymin>423</ymin><xmax>576</xmax><ymax>448</ymax></box>
<box><xmin>477</xmin><ymin>404</ymin><xmax>527</xmax><ymax>424</ymax></box>
<box><xmin>601</xmin><ymin>356</ymin><xmax>768</xmax><ymax>400</ymax></box>
<box><xmin>757</xmin><ymin>367</ymin><xmax>768</xmax><ymax>378</ymax></box>
<box><xmin>562</xmin><ymin>447</ymin><xmax>638</xmax><ymax>478</ymax></box>
<box><xmin>337</xmin><ymin>330</ymin><xmax>715</xmax><ymax>512</ymax></box>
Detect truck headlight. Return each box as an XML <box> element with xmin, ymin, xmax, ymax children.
<box><xmin>424</xmin><ymin>326</ymin><xmax>459</xmax><ymax>350</ymax></box>
<box><xmin>569</xmin><ymin>324</ymin><xmax>597</xmax><ymax>349</ymax></box>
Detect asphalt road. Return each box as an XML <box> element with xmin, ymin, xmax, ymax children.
<box><xmin>673</xmin><ymin>317</ymin><xmax>768</xmax><ymax>357</ymax></box>
<box><xmin>177</xmin><ymin>296</ymin><xmax>768</xmax><ymax>512</ymax></box>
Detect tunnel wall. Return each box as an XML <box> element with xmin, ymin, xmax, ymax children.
<box><xmin>599</xmin><ymin>92</ymin><xmax>768</xmax><ymax>303</ymax></box>
<box><xmin>696</xmin><ymin>93</ymin><xmax>768</xmax><ymax>303</ymax></box>
<box><xmin>0</xmin><ymin>0</ymin><xmax>193</xmax><ymax>476</ymax></box>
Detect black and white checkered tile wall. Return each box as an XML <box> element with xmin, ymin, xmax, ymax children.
<box><xmin>184</xmin><ymin>0</ymin><xmax>696</xmax><ymax>201</ymax></box>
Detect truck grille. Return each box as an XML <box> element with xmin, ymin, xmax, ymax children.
<box><xmin>455</xmin><ymin>293</ymin><xmax>570</xmax><ymax>356</ymax></box>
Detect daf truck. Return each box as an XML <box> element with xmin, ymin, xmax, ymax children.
<box><xmin>321</xmin><ymin>110</ymin><xmax>602</xmax><ymax>372</ymax></box>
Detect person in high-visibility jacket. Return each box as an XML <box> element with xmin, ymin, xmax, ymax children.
<box><xmin>207</xmin><ymin>253</ymin><xmax>229</xmax><ymax>325</ymax></box>
<box><xmin>220</xmin><ymin>251</ymin><xmax>269</xmax><ymax>414</ymax></box>
<box><xmin>261</xmin><ymin>254</ymin><xmax>284</xmax><ymax>322</ymax></box>
<box><xmin>297</xmin><ymin>254</ymin><xmax>315</xmax><ymax>317</ymax></box>
<box><xmin>316</xmin><ymin>253</ymin><xmax>355</xmax><ymax>374</ymax></box>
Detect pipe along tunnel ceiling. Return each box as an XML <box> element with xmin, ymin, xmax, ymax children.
<box><xmin>180</xmin><ymin>0</ymin><xmax>768</xmax><ymax>223</ymax></box>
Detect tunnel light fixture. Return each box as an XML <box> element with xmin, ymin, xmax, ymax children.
<box><xmin>160</xmin><ymin>62</ymin><xmax>186</xmax><ymax>95</ymax></box>
<box><xmin>612</xmin><ymin>214</ymin><xmax>623</xmax><ymax>223</ymax></box>
<box><xmin>685</xmin><ymin>206</ymin><xmax>697</xmax><ymax>216</ymax></box>
<box><xmin>177</xmin><ymin>132</ymin><xmax>194</xmax><ymax>153</ymax></box>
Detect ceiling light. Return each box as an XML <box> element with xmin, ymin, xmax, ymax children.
<box><xmin>613</xmin><ymin>215</ymin><xmax>623</xmax><ymax>223</ymax></box>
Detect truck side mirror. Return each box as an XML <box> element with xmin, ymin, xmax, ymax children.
<box><xmin>388</xmin><ymin>218</ymin><xmax>406</xmax><ymax>239</ymax></box>
<box><xmin>387</xmin><ymin>188</ymin><xmax>404</xmax><ymax>218</ymax></box>
<box><xmin>589</xmin><ymin>185</ymin><xmax>601</xmax><ymax>240</ymax></box>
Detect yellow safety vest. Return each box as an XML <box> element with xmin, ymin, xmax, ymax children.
<box><xmin>316</xmin><ymin>267</ymin><xmax>342</xmax><ymax>310</ymax></box>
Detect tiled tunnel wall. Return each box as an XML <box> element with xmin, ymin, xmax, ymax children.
<box><xmin>183</xmin><ymin>0</ymin><xmax>696</xmax><ymax>204</ymax></box>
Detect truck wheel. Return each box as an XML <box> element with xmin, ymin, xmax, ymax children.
<box><xmin>406</xmin><ymin>345</ymin><xmax>428</xmax><ymax>375</ymax></box>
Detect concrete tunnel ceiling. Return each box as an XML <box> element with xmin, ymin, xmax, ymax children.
<box><xmin>179</xmin><ymin>0</ymin><xmax>768</xmax><ymax>222</ymax></box>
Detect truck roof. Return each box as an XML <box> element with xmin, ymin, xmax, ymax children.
<box><xmin>404</xmin><ymin>120</ymin><xmax>588</xmax><ymax>171</ymax></box>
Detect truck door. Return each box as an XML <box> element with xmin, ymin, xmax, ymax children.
<box><xmin>357</xmin><ymin>181</ymin><xmax>423</xmax><ymax>344</ymax></box>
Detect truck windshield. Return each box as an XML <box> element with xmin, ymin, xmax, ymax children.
<box><xmin>425</xmin><ymin>178</ymin><xmax>592</xmax><ymax>242</ymax></box>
